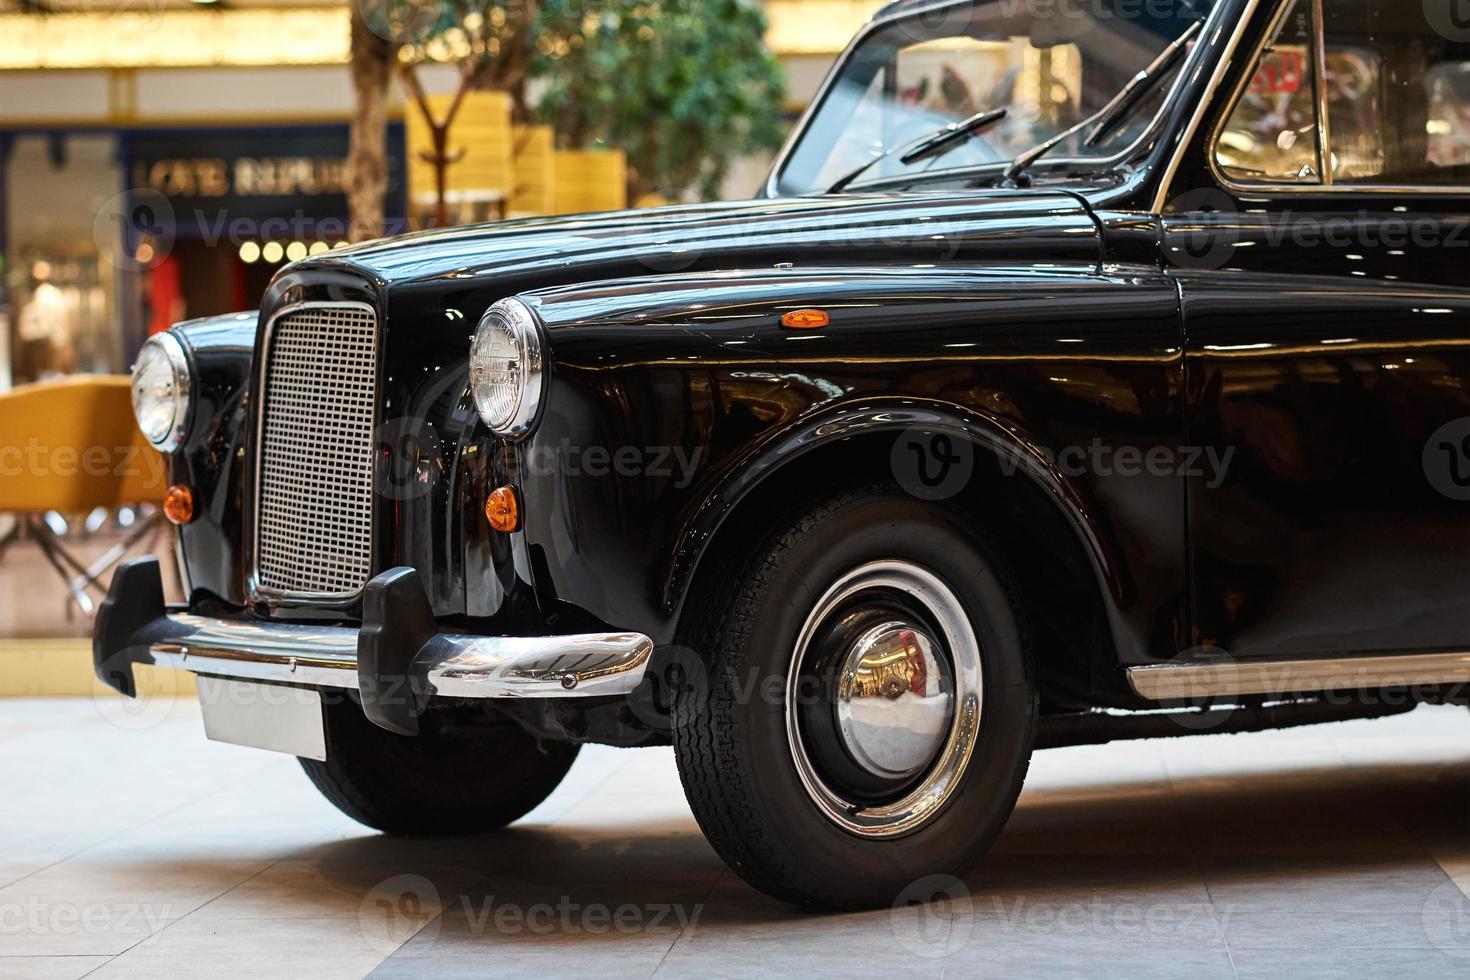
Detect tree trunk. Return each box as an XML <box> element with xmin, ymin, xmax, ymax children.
<box><xmin>346</xmin><ymin>8</ymin><xmax>395</xmax><ymax>243</ymax></box>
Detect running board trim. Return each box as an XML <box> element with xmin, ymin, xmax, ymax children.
<box><xmin>1126</xmin><ymin>651</ymin><xmax>1470</xmax><ymax>701</ymax></box>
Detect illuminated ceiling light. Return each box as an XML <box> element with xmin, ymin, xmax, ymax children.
<box><xmin>308</xmin><ymin>242</ymin><xmax>330</xmax><ymax>255</ymax></box>
<box><xmin>261</xmin><ymin>242</ymin><xmax>284</xmax><ymax>263</ymax></box>
<box><xmin>135</xmin><ymin>243</ymin><xmax>155</xmax><ymax>264</ymax></box>
<box><xmin>285</xmin><ymin>242</ymin><xmax>308</xmax><ymax>262</ymax></box>
<box><xmin>238</xmin><ymin>242</ymin><xmax>261</xmax><ymax>264</ymax></box>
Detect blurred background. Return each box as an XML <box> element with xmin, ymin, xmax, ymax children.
<box><xmin>0</xmin><ymin>0</ymin><xmax>884</xmax><ymax>660</ymax></box>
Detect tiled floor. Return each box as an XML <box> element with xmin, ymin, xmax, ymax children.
<box><xmin>0</xmin><ymin>697</ymin><xmax>1466</xmax><ymax>979</ymax></box>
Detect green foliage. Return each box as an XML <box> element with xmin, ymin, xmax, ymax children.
<box><xmin>534</xmin><ymin>0</ymin><xmax>788</xmax><ymax>201</ymax></box>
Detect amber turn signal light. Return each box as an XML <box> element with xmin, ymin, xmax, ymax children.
<box><xmin>163</xmin><ymin>484</ymin><xmax>194</xmax><ymax>525</ymax></box>
<box><xmin>781</xmin><ymin>309</ymin><xmax>830</xmax><ymax>329</ymax></box>
<box><xmin>485</xmin><ymin>486</ymin><xmax>521</xmax><ymax>533</ymax></box>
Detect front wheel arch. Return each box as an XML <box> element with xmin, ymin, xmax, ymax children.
<box><xmin>671</xmin><ymin>407</ymin><xmax>1128</xmax><ymax>708</ymax></box>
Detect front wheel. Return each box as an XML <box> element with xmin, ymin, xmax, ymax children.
<box><xmin>300</xmin><ymin>697</ymin><xmax>580</xmax><ymax>835</ymax></box>
<box><xmin>673</xmin><ymin>488</ymin><xmax>1036</xmax><ymax>908</ymax></box>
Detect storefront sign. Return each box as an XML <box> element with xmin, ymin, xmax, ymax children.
<box><xmin>123</xmin><ymin>126</ymin><xmax>405</xmax><ymax>238</ymax></box>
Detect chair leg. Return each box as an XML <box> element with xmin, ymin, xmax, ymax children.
<box><xmin>27</xmin><ymin>517</ymin><xmax>93</xmax><ymax>619</ymax></box>
<box><xmin>70</xmin><ymin>512</ymin><xmax>163</xmax><ymax>603</ymax></box>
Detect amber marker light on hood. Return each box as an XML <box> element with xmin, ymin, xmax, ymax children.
<box><xmin>485</xmin><ymin>486</ymin><xmax>521</xmax><ymax>533</ymax></box>
<box><xmin>163</xmin><ymin>485</ymin><xmax>195</xmax><ymax>525</ymax></box>
<box><xmin>781</xmin><ymin>309</ymin><xmax>830</xmax><ymax>329</ymax></box>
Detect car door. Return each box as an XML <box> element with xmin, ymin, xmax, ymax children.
<box><xmin>1161</xmin><ymin>0</ymin><xmax>1470</xmax><ymax>659</ymax></box>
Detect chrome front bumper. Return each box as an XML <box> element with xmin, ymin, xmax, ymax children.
<box><xmin>139</xmin><ymin>614</ymin><xmax>654</xmax><ymax>698</ymax></box>
<box><xmin>95</xmin><ymin>558</ymin><xmax>653</xmax><ymax>736</ymax></box>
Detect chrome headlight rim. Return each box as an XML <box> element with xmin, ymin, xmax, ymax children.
<box><xmin>470</xmin><ymin>297</ymin><xmax>545</xmax><ymax>441</ymax></box>
<box><xmin>131</xmin><ymin>331</ymin><xmax>193</xmax><ymax>453</ymax></box>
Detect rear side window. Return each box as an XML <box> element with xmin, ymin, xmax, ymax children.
<box><xmin>1215</xmin><ymin>0</ymin><xmax>1470</xmax><ymax>187</ymax></box>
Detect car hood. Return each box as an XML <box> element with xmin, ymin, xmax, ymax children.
<box><xmin>311</xmin><ymin>189</ymin><xmax>1101</xmax><ymax>292</ymax></box>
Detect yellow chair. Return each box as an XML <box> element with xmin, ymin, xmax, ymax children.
<box><xmin>0</xmin><ymin>376</ymin><xmax>168</xmax><ymax>616</ymax></box>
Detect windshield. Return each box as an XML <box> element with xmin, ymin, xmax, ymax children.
<box><xmin>776</xmin><ymin>0</ymin><xmax>1215</xmax><ymax>195</ymax></box>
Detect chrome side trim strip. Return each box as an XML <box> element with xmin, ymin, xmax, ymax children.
<box><xmin>141</xmin><ymin>613</ymin><xmax>654</xmax><ymax>699</ymax></box>
<box><xmin>1127</xmin><ymin>651</ymin><xmax>1470</xmax><ymax>701</ymax></box>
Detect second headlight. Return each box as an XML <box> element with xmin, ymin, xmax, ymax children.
<box><xmin>470</xmin><ymin>297</ymin><xmax>544</xmax><ymax>439</ymax></box>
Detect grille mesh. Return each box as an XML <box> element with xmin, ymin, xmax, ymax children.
<box><xmin>255</xmin><ymin>305</ymin><xmax>378</xmax><ymax>597</ymax></box>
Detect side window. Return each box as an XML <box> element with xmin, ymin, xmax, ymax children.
<box><xmin>1323</xmin><ymin>1</ymin><xmax>1470</xmax><ymax>185</ymax></box>
<box><xmin>1214</xmin><ymin>0</ymin><xmax>1470</xmax><ymax>187</ymax></box>
<box><xmin>1216</xmin><ymin>0</ymin><xmax>1321</xmax><ymax>183</ymax></box>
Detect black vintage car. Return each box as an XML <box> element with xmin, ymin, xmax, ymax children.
<box><xmin>99</xmin><ymin>0</ymin><xmax>1469</xmax><ymax>908</ymax></box>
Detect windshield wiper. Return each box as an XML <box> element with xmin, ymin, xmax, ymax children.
<box><xmin>827</xmin><ymin>107</ymin><xmax>1009</xmax><ymax>194</ymax></box>
<box><xmin>1000</xmin><ymin>19</ymin><xmax>1203</xmax><ymax>187</ymax></box>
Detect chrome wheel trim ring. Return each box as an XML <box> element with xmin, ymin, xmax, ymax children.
<box><xmin>785</xmin><ymin>560</ymin><xmax>983</xmax><ymax>838</ymax></box>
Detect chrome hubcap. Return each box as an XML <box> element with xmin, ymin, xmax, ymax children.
<box><xmin>835</xmin><ymin>623</ymin><xmax>953</xmax><ymax>779</ymax></box>
<box><xmin>786</xmin><ymin>561</ymin><xmax>982</xmax><ymax>838</ymax></box>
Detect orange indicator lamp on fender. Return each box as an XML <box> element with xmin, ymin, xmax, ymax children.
<box><xmin>781</xmin><ymin>309</ymin><xmax>830</xmax><ymax>329</ymax></box>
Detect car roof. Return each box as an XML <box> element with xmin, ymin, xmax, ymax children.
<box><xmin>871</xmin><ymin>0</ymin><xmax>956</xmax><ymax>21</ymax></box>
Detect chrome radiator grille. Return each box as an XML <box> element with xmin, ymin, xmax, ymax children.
<box><xmin>254</xmin><ymin>304</ymin><xmax>378</xmax><ymax>598</ymax></box>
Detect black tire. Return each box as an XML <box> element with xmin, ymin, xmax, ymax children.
<box><xmin>673</xmin><ymin>486</ymin><xmax>1036</xmax><ymax>909</ymax></box>
<box><xmin>300</xmin><ymin>697</ymin><xmax>580</xmax><ymax>834</ymax></box>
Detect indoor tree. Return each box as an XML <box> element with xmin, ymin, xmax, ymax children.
<box><xmin>535</xmin><ymin>0</ymin><xmax>787</xmax><ymax>203</ymax></box>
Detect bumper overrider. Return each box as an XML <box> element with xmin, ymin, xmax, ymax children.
<box><xmin>93</xmin><ymin>558</ymin><xmax>654</xmax><ymax>736</ymax></box>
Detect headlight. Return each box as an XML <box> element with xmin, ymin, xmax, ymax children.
<box><xmin>470</xmin><ymin>298</ymin><xmax>544</xmax><ymax>439</ymax></box>
<box><xmin>131</xmin><ymin>332</ymin><xmax>192</xmax><ymax>452</ymax></box>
